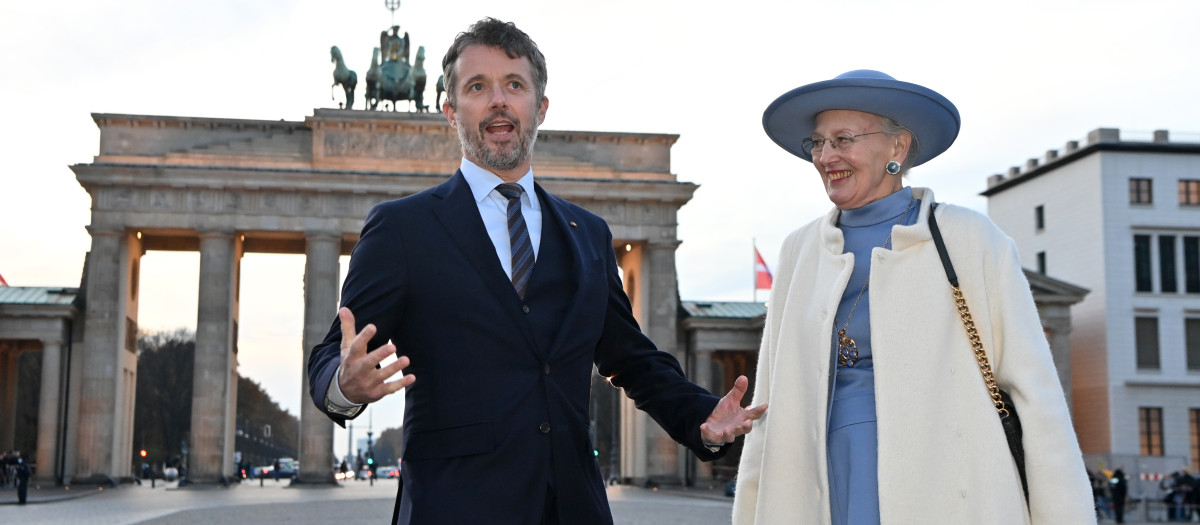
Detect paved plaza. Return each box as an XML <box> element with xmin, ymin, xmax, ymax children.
<box><xmin>0</xmin><ymin>479</ymin><xmax>736</xmax><ymax>524</ymax></box>
<box><xmin>3</xmin><ymin>479</ymin><xmax>1187</xmax><ymax>524</ymax></box>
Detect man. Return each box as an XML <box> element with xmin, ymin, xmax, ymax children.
<box><xmin>1110</xmin><ymin>467</ymin><xmax>1128</xmax><ymax>523</ymax></box>
<box><xmin>15</xmin><ymin>457</ymin><xmax>30</xmax><ymax>504</ymax></box>
<box><xmin>307</xmin><ymin>17</ymin><xmax>766</xmax><ymax>525</ymax></box>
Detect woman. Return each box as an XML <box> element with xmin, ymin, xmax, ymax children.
<box><xmin>732</xmin><ymin>70</ymin><xmax>1093</xmax><ymax>524</ymax></box>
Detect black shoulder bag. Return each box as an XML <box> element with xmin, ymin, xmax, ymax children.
<box><xmin>928</xmin><ymin>203</ymin><xmax>1030</xmax><ymax>503</ymax></box>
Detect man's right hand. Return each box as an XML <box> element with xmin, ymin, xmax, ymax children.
<box><xmin>337</xmin><ymin>307</ymin><xmax>415</xmax><ymax>404</ymax></box>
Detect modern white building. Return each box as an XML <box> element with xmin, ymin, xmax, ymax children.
<box><xmin>983</xmin><ymin>128</ymin><xmax>1200</xmax><ymax>476</ymax></box>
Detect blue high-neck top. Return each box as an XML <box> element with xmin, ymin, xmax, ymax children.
<box><xmin>826</xmin><ymin>187</ymin><xmax>920</xmax><ymax>525</ymax></box>
<box><xmin>829</xmin><ymin>186</ymin><xmax>919</xmax><ymax>407</ymax></box>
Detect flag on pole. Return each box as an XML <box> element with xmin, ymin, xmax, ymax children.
<box><xmin>0</xmin><ymin>273</ymin><xmax>8</xmax><ymax>286</ymax></box>
<box><xmin>755</xmin><ymin>248</ymin><xmax>773</xmax><ymax>289</ymax></box>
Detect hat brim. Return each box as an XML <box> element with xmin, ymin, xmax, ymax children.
<box><xmin>763</xmin><ymin>76</ymin><xmax>960</xmax><ymax>166</ymax></box>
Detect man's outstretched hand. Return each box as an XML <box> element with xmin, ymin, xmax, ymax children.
<box><xmin>337</xmin><ymin>307</ymin><xmax>415</xmax><ymax>404</ymax></box>
<box><xmin>699</xmin><ymin>375</ymin><xmax>767</xmax><ymax>446</ymax></box>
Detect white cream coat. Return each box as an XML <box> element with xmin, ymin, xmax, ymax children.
<box><xmin>732</xmin><ymin>189</ymin><xmax>1095</xmax><ymax>524</ymax></box>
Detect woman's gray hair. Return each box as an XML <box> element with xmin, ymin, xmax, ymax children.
<box><xmin>879</xmin><ymin>116</ymin><xmax>920</xmax><ymax>176</ymax></box>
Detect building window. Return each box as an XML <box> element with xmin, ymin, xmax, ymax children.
<box><xmin>1034</xmin><ymin>205</ymin><xmax>1045</xmax><ymax>231</ymax></box>
<box><xmin>1136</xmin><ymin>316</ymin><xmax>1160</xmax><ymax>369</ymax></box>
<box><xmin>1191</xmin><ymin>409</ymin><xmax>1200</xmax><ymax>473</ymax></box>
<box><xmin>1181</xmin><ymin>179</ymin><xmax>1200</xmax><ymax>206</ymax></box>
<box><xmin>1140</xmin><ymin>407</ymin><xmax>1164</xmax><ymax>456</ymax></box>
<box><xmin>1161</xmin><ymin>235</ymin><xmax>1177</xmax><ymax>293</ymax></box>
<box><xmin>1186</xmin><ymin>236</ymin><xmax>1200</xmax><ymax>294</ymax></box>
<box><xmin>1036</xmin><ymin>252</ymin><xmax>1046</xmax><ymax>274</ymax></box>
<box><xmin>1188</xmin><ymin>318</ymin><xmax>1200</xmax><ymax>371</ymax></box>
<box><xmin>1135</xmin><ymin>235</ymin><xmax>1153</xmax><ymax>292</ymax></box>
<box><xmin>1131</xmin><ymin>178</ymin><xmax>1153</xmax><ymax>204</ymax></box>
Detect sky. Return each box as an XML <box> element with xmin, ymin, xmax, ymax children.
<box><xmin>2</xmin><ymin>0</ymin><xmax>1199</xmax><ymax>461</ymax></box>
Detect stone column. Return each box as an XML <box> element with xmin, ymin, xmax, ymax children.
<box><xmin>644</xmin><ymin>240</ymin><xmax>682</xmax><ymax>356</ymax></box>
<box><xmin>692</xmin><ymin>349</ymin><xmax>714</xmax><ymax>395</ymax></box>
<box><xmin>298</xmin><ymin>232</ymin><xmax>340</xmax><ymax>484</ymax></box>
<box><xmin>74</xmin><ymin>228</ymin><xmax>129</xmax><ymax>483</ymax></box>
<box><xmin>0</xmin><ymin>346</ymin><xmax>16</xmax><ymax>452</ymax></box>
<box><xmin>692</xmin><ymin>348</ymin><xmax>715</xmax><ymax>481</ymax></box>
<box><xmin>615</xmin><ymin>243</ymin><xmax>648</xmax><ymax>483</ymax></box>
<box><xmin>188</xmin><ymin>231</ymin><xmax>241</xmax><ymax>483</ymax></box>
<box><xmin>1039</xmin><ymin>304</ymin><xmax>1075</xmax><ymax>413</ymax></box>
<box><xmin>35</xmin><ymin>339</ymin><xmax>63</xmax><ymax>483</ymax></box>
<box><xmin>644</xmin><ymin>240</ymin><xmax>684</xmax><ymax>483</ymax></box>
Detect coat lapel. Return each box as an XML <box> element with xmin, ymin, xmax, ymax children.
<box><xmin>431</xmin><ymin>171</ymin><xmax>539</xmax><ymax>352</ymax></box>
<box><xmin>535</xmin><ymin>185</ymin><xmax>588</xmax><ymax>356</ymax></box>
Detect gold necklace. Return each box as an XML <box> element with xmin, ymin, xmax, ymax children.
<box><xmin>835</xmin><ymin>197</ymin><xmax>916</xmax><ymax>367</ymax></box>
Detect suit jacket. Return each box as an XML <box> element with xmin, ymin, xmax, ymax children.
<box><xmin>308</xmin><ymin>171</ymin><xmax>722</xmax><ymax>524</ymax></box>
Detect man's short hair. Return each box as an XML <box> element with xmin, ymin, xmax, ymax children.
<box><xmin>441</xmin><ymin>17</ymin><xmax>547</xmax><ymax>108</ymax></box>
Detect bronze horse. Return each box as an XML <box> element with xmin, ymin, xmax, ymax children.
<box><xmin>410</xmin><ymin>46</ymin><xmax>428</xmax><ymax>112</ymax></box>
<box><xmin>366</xmin><ymin>48</ymin><xmax>382</xmax><ymax>110</ymax></box>
<box><xmin>330</xmin><ymin>46</ymin><xmax>357</xmax><ymax>109</ymax></box>
<box><xmin>436</xmin><ymin>74</ymin><xmax>445</xmax><ymax>112</ymax></box>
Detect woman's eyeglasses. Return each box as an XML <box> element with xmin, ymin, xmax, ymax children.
<box><xmin>801</xmin><ymin>131</ymin><xmax>885</xmax><ymax>156</ymax></box>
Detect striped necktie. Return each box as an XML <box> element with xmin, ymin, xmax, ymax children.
<box><xmin>495</xmin><ymin>183</ymin><xmax>534</xmax><ymax>298</ymax></box>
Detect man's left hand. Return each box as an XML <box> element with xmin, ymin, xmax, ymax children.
<box><xmin>699</xmin><ymin>375</ymin><xmax>767</xmax><ymax>446</ymax></box>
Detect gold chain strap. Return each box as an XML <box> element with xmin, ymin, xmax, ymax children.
<box><xmin>951</xmin><ymin>286</ymin><xmax>1010</xmax><ymax>417</ymax></box>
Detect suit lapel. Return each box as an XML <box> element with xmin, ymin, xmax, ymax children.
<box><xmin>432</xmin><ymin>172</ymin><xmax>539</xmax><ymax>353</ymax></box>
<box><xmin>535</xmin><ymin>185</ymin><xmax>589</xmax><ymax>356</ymax></box>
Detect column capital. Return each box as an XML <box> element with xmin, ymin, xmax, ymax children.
<box><xmin>85</xmin><ymin>225</ymin><xmax>124</xmax><ymax>237</ymax></box>
<box><xmin>197</xmin><ymin>229</ymin><xmax>237</xmax><ymax>240</ymax></box>
<box><xmin>305</xmin><ymin>231</ymin><xmax>343</xmax><ymax>243</ymax></box>
<box><xmin>645</xmin><ymin>239</ymin><xmax>682</xmax><ymax>250</ymax></box>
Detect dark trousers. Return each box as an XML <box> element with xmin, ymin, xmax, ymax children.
<box><xmin>17</xmin><ymin>480</ymin><xmax>28</xmax><ymax>504</ymax></box>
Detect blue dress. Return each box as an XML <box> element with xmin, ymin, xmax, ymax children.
<box><xmin>827</xmin><ymin>187</ymin><xmax>919</xmax><ymax>525</ymax></box>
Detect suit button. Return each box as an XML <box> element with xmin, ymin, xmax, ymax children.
<box><xmin>539</xmin><ymin>423</ymin><xmax>551</xmax><ymax>434</ymax></box>
<box><xmin>522</xmin><ymin>305</ymin><xmax>530</xmax><ymax>314</ymax></box>
<box><xmin>543</xmin><ymin>364</ymin><xmax>551</xmax><ymax>375</ymax></box>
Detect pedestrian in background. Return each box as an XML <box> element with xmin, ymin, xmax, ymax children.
<box><xmin>1186</xmin><ymin>469</ymin><xmax>1200</xmax><ymax>521</ymax></box>
<box><xmin>15</xmin><ymin>457</ymin><xmax>31</xmax><ymax>504</ymax></box>
<box><xmin>732</xmin><ymin>70</ymin><xmax>1093</xmax><ymax>524</ymax></box>
<box><xmin>1110</xmin><ymin>467</ymin><xmax>1128</xmax><ymax>523</ymax></box>
<box><xmin>0</xmin><ymin>451</ymin><xmax>9</xmax><ymax>487</ymax></box>
<box><xmin>1090</xmin><ymin>468</ymin><xmax>1113</xmax><ymax>521</ymax></box>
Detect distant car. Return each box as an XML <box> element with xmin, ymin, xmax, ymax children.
<box><xmin>376</xmin><ymin>466</ymin><xmax>399</xmax><ymax>479</ymax></box>
<box><xmin>276</xmin><ymin>458</ymin><xmax>299</xmax><ymax>478</ymax></box>
<box><xmin>357</xmin><ymin>467</ymin><xmax>372</xmax><ymax>480</ymax></box>
<box><xmin>258</xmin><ymin>458</ymin><xmax>299</xmax><ymax>480</ymax></box>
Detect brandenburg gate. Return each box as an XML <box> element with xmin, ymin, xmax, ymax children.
<box><xmin>65</xmin><ymin>109</ymin><xmax>702</xmax><ymax>484</ymax></box>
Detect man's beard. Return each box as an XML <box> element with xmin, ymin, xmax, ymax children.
<box><xmin>458</xmin><ymin>111</ymin><xmax>540</xmax><ymax>172</ymax></box>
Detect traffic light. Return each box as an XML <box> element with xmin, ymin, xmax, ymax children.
<box><xmin>140</xmin><ymin>449</ymin><xmax>148</xmax><ymax>458</ymax></box>
<box><xmin>366</xmin><ymin>452</ymin><xmax>374</xmax><ymax>465</ymax></box>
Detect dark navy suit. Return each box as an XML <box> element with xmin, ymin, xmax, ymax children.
<box><xmin>308</xmin><ymin>171</ymin><xmax>723</xmax><ymax>524</ymax></box>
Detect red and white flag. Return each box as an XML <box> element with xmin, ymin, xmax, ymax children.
<box><xmin>755</xmin><ymin>248</ymin><xmax>773</xmax><ymax>290</ymax></box>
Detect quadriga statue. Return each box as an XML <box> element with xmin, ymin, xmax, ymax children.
<box><xmin>365</xmin><ymin>26</ymin><xmax>427</xmax><ymax>112</ymax></box>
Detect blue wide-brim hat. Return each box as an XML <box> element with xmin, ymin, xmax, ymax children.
<box><xmin>762</xmin><ymin>70</ymin><xmax>961</xmax><ymax>166</ymax></box>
